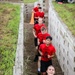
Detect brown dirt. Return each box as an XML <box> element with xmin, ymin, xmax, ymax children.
<box><xmin>24</xmin><ymin>3</ymin><xmax>37</xmax><ymax>75</ymax></box>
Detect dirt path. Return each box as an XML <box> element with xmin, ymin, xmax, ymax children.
<box><xmin>23</xmin><ymin>3</ymin><xmax>64</xmax><ymax>75</ymax></box>
<box><xmin>24</xmin><ymin>3</ymin><xmax>37</xmax><ymax>75</ymax></box>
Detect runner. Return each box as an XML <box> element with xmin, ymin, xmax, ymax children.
<box><xmin>39</xmin><ymin>36</ymin><xmax>56</xmax><ymax>75</ymax></box>
<box><xmin>33</xmin><ymin>18</ymin><xmax>46</xmax><ymax>62</ymax></box>
<box><xmin>37</xmin><ymin>27</ymin><xmax>50</xmax><ymax>75</ymax></box>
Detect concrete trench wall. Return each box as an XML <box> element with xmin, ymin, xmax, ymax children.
<box><xmin>48</xmin><ymin>1</ymin><xmax>75</xmax><ymax>75</ymax></box>
<box><xmin>13</xmin><ymin>3</ymin><xmax>24</xmax><ymax>75</ymax></box>
<box><xmin>38</xmin><ymin>0</ymin><xmax>47</xmax><ymax>11</ymax></box>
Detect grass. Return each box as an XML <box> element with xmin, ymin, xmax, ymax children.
<box><xmin>0</xmin><ymin>3</ymin><xmax>20</xmax><ymax>75</ymax></box>
<box><xmin>53</xmin><ymin>1</ymin><xmax>75</xmax><ymax>36</ymax></box>
<box><xmin>23</xmin><ymin>0</ymin><xmax>37</xmax><ymax>3</ymax></box>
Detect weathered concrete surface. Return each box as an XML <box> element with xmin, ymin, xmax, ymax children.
<box><xmin>13</xmin><ymin>3</ymin><xmax>24</xmax><ymax>75</ymax></box>
<box><xmin>48</xmin><ymin>1</ymin><xmax>75</xmax><ymax>75</ymax></box>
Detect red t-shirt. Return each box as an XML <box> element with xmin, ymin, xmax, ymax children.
<box><xmin>42</xmin><ymin>33</ymin><xmax>50</xmax><ymax>40</ymax></box>
<box><xmin>33</xmin><ymin>7</ymin><xmax>39</xmax><ymax>12</ymax></box>
<box><xmin>36</xmin><ymin>11</ymin><xmax>44</xmax><ymax>18</ymax></box>
<box><xmin>39</xmin><ymin>12</ymin><xmax>44</xmax><ymax>18</ymax></box>
<box><xmin>33</xmin><ymin>24</ymin><xmax>46</xmax><ymax>36</ymax></box>
<box><xmin>34</xmin><ymin>12</ymin><xmax>38</xmax><ymax>18</ymax></box>
<box><xmin>37</xmin><ymin>33</ymin><xmax>50</xmax><ymax>44</ymax></box>
<box><xmin>39</xmin><ymin>44</ymin><xmax>56</xmax><ymax>61</ymax></box>
<box><xmin>37</xmin><ymin>32</ymin><xmax>43</xmax><ymax>43</ymax></box>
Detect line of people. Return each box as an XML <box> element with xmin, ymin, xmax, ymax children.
<box><xmin>32</xmin><ymin>3</ymin><xmax>56</xmax><ymax>75</ymax></box>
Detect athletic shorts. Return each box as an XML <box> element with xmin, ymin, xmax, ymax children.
<box><xmin>34</xmin><ymin>38</ymin><xmax>38</xmax><ymax>46</ymax></box>
<box><xmin>38</xmin><ymin>43</ymin><xmax>43</xmax><ymax>56</ymax></box>
<box><xmin>34</xmin><ymin>18</ymin><xmax>38</xmax><ymax>25</ymax></box>
<box><xmin>41</xmin><ymin>60</ymin><xmax>52</xmax><ymax>72</ymax></box>
<box><xmin>38</xmin><ymin>52</ymin><xmax>41</xmax><ymax>56</ymax></box>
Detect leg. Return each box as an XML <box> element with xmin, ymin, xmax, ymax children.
<box><xmin>33</xmin><ymin>38</ymin><xmax>38</xmax><ymax>62</ymax></box>
<box><xmin>38</xmin><ymin>56</ymin><xmax>41</xmax><ymax>71</ymax></box>
<box><xmin>41</xmin><ymin>61</ymin><xmax>47</xmax><ymax>75</ymax></box>
<box><xmin>46</xmin><ymin>60</ymin><xmax>52</xmax><ymax>71</ymax></box>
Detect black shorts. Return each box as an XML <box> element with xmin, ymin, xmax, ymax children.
<box><xmin>34</xmin><ymin>18</ymin><xmax>38</xmax><ymax>25</ymax></box>
<box><xmin>34</xmin><ymin>38</ymin><xmax>38</xmax><ymax>46</ymax></box>
<box><xmin>38</xmin><ymin>52</ymin><xmax>41</xmax><ymax>56</ymax></box>
<box><xmin>38</xmin><ymin>43</ymin><xmax>43</xmax><ymax>56</ymax></box>
<box><xmin>41</xmin><ymin>60</ymin><xmax>52</xmax><ymax>72</ymax></box>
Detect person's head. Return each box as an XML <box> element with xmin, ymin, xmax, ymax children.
<box><xmin>46</xmin><ymin>66</ymin><xmax>55</xmax><ymax>75</ymax></box>
<box><xmin>38</xmin><ymin>7</ymin><xmax>42</xmax><ymax>11</ymax></box>
<box><xmin>38</xmin><ymin>18</ymin><xmax>43</xmax><ymax>24</ymax></box>
<box><xmin>37</xmin><ymin>3</ymin><xmax>40</xmax><ymax>7</ymax></box>
<box><xmin>41</xmin><ymin>27</ymin><xmax>47</xmax><ymax>34</ymax></box>
<box><xmin>45</xmin><ymin>36</ymin><xmax>52</xmax><ymax>45</ymax></box>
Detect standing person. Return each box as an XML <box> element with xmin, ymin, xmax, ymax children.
<box><xmin>37</xmin><ymin>27</ymin><xmax>50</xmax><ymax>75</ymax></box>
<box><xmin>46</xmin><ymin>66</ymin><xmax>55</xmax><ymax>75</ymax></box>
<box><xmin>37</xmin><ymin>7</ymin><xmax>44</xmax><ymax>19</ymax></box>
<box><xmin>33</xmin><ymin>18</ymin><xmax>46</xmax><ymax>62</ymax></box>
<box><xmin>39</xmin><ymin>36</ymin><xmax>56</xmax><ymax>75</ymax></box>
<box><xmin>32</xmin><ymin>3</ymin><xmax>40</xmax><ymax>25</ymax></box>
<box><xmin>34</xmin><ymin>7</ymin><xmax>45</xmax><ymax>25</ymax></box>
<box><xmin>33</xmin><ymin>3</ymin><xmax>40</xmax><ymax>12</ymax></box>
<box><xmin>37</xmin><ymin>27</ymin><xmax>50</xmax><ymax>46</ymax></box>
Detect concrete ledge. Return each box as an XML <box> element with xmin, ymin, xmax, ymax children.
<box><xmin>13</xmin><ymin>3</ymin><xmax>24</xmax><ymax>75</ymax></box>
<box><xmin>48</xmin><ymin>1</ymin><xmax>75</xmax><ymax>75</ymax></box>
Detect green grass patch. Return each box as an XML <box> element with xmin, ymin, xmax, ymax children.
<box><xmin>53</xmin><ymin>1</ymin><xmax>75</xmax><ymax>36</ymax></box>
<box><xmin>0</xmin><ymin>3</ymin><xmax>20</xmax><ymax>75</ymax></box>
<box><xmin>23</xmin><ymin>0</ymin><xmax>37</xmax><ymax>3</ymax></box>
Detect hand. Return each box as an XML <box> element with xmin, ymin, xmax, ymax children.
<box><xmin>48</xmin><ymin>55</ymin><xmax>51</xmax><ymax>58</ymax></box>
<box><xmin>43</xmin><ymin>40</ymin><xmax>46</xmax><ymax>43</ymax></box>
<box><xmin>34</xmin><ymin>35</ymin><xmax>37</xmax><ymax>38</ymax></box>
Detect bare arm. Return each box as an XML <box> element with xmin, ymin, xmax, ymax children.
<box><xmin>33</xmin><ymin>29</ymin><xmax>37</xmax><ymax>38</ymax></box>
<box><xmin>48</xmin><ymin>53</ymin><xmax>55</xmax><ymax>58</ymax></box>
<box><xmin>39</xmin><ymin>50</ymin><xmax>43</xmax><ymax>56</ymax></box>
<box><xmin>43</xmin><ymin>40</ymin><xmax>46</xmax><ymax>43</ymax></box>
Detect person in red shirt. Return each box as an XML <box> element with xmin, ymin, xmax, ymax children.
<box><xmin>33</xmin><ymin>3</ymin><xmax>40</xmax><ymax>12</ymax></box>
<box><xmin>37</xmin><ymin>27</ymin><xmax>50</xmax><ymax>75</ymax></box>
<box><xmin>39</xmin><ymin>36</ymin><xmax>56</xmax><ymax>75</ymax></box>
<box><xmin>34</xmin><ymin>7</ymin><xmax>45</xmax><ymax>25</ymax></box>
<box><xmin>37</xmin><ymin>27</ymin><xmax>50</xmax><ymax>45</ymax></box>
<box><xmin>33</xmin><ymin>3</ymin><xmax>40</xmax><ymax>25</ymax></box>
<box><xmin>33</xmin><ymin>18</ymin><xmax>46</xmax><ymax>62</ymax></box>
<box><xmin>37</xmin><ymin>27</ymin><xmax>50</xmax><ymax>74</ymax></box>
<box><xmin>33</xmin><ymin>18</ymin><xmax>46</xmax><ymax>47</ymax></box>
<box><xmin>37</xmin><ymin>7</ymin><xmax>44</xmax><ymax>18</ymax></box>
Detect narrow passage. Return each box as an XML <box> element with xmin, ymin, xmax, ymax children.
<box><xmin>24</xmin><ymin>3</ymin><xmax>64</xmax><ymax>75</ymax></box>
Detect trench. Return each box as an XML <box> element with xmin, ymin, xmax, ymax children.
<box><xmin>23</xmin><ymin>3</ymin><xmax>64</xmax><ymax>75</ymax></box>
